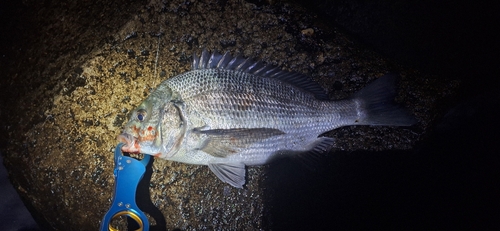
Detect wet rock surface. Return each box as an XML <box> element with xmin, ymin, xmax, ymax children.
<box><xmin>0</xmin><ymin>0</ymin><xmax>473</xmax><ymax>230</ymax></box>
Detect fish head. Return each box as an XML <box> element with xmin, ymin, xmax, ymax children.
<box><xmin>118</xmin><ymin>95</ymin><xmax>163</xmax><ymax>155</ymax></box>
<box><xmin>118</xmin><ymin>86</ymin><xmax>186</xmax><ymax>159</ymax></box>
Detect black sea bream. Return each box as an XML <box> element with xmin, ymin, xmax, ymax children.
<box><xmin>118</xmin><ymin>50</ymin><xmax>416</xmax><ymax>188</ymax></box>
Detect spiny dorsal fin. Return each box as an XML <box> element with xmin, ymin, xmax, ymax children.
<box><xmin>191</xmin><ymin>49</ymin><xmax>329</xmax><ymax>100</ymax></box>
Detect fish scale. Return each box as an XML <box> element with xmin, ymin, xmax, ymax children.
<box><xmin>168</xmin><ymin>71</ymin><xmax>331</xmax><ymax>128</ymax></box>
<box><xmin>118</xmin><ymin>50</ymin><xmax>416</xmax><ymax>188</ymax></box>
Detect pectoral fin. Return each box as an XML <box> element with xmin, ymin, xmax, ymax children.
<box><xmin>208</xmin><ymin>163</ymin><xmax>246</xmax><ymax>188</ymax></box>
<box><xmin>195</xmin><ymin>128</ymin><xmax>284</xmax><ymax>157</ymax></box>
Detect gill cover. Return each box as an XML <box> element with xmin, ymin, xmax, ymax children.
<box><xmin>158</xmin><ymin>98</ymin><xmax>187</xmax><ymax>158</ymax></box>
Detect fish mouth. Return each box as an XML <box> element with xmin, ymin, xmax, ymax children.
<box><xmin>117</xmin><ymin>133</ymin><xmax>140</xmax><ymax>153</ymax></box>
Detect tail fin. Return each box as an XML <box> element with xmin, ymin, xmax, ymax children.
<box><xmin>353</xmin><ymin>74</ymin><xmax>417</xmax><ymax>126</ymax></box>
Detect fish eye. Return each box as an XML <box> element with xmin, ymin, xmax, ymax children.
<box><xmin>137</xmin><ymin>109</ymin><xmax>147</xmax><ymax>122</ymax></box>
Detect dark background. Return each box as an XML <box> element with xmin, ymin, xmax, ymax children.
<box><xmin>1</xmin><ymin>0</ymin><xmax>499</xmax><ymax>230</ymax></box>
<box><xmin>0</xmin><ymin>154</ymin><xmax>39</xmax><ymax>230</ymax></box>
<box><xmin>264</xmin><ymin>1</ymin><xmax>500</xmax><ymax>229</ymax></box>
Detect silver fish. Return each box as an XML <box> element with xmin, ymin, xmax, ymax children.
<box><xmin>118</xmin><ymin>50</ymin><xmax>415</xmax><ymax>188</ymax></box>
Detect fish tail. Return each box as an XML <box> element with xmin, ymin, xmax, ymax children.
<box><xmin>352</xmin><ymin>74</ymin><xmax>417</xmax><ymax>126</ymax></box>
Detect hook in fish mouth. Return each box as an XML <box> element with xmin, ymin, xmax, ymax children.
<box><xmin>117</xmin><ymin>133</ymin><xmax>140</xmax><ymax>153</ymax></box>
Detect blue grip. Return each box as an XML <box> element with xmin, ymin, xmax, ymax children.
<box><xmin>100</xmin><ymin>143</ymin><xmax>151</xmax><ymax>231</ymax></box>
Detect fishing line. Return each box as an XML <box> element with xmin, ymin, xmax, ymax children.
<box><xmin>153</xmin><ymin>31</ymin><xmax>161</xmax><ymax>88</ymax></box>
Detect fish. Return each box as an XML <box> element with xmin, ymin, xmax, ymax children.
<box><xmin>118</xmin><ymin>49</ymin><xmax>416</xmax><ymax>188</ymax></box>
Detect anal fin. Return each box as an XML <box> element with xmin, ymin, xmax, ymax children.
<box><xmin>294</xmin><ymin>137</ymin><xmax>335</xmax><ymax>171</ymax></box>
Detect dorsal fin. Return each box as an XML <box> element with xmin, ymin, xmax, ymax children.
<box><xmin>191</xmin><ymin>49</ymin><xmax>329</xmax><ymax>100</ymax></box>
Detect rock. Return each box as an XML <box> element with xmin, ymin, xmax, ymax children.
<box><xmin>301</xmin><ymin>28</ymin><xmax>314</xmax><ymax>36</ymax></box>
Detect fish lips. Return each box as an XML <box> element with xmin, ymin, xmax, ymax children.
<box><xmin>117</xmin><ymin>133</ymin><xmax>140</xmax><ymax>153</ymax></box>
<box><xmin>118</xmin><ymin>132</ymin><xmax>163</xmax><ymax>156</ymax></box>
